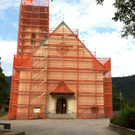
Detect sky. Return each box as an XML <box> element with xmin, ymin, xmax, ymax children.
<box><xmin>0</xmin><ymin>0</ymin><xmax>135</xmax><ymax>77</ymax></box>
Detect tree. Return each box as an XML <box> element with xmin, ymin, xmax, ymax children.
<box><xmin>111</xmin><ymin>105</ymin><xmax>135</xmax><ymax>130</ymax></box>
<box><xmin>96</xmin><ymin>0</ymin><xmax>135</xmax><ymax>38</ymax></box>
<box><xmin>128</xmin><ymin>101</ymin><xmax>135</xmax><ymax>107</ymax></box>
<box><xmin>0</xmin><ymin>65</ymin><xmax>9</xmax><ymax>105</ymax></box>
<box><xmin>112</xmin><ymin>85</ymin><xmax>126</xmax><ymax>111</ymax></box>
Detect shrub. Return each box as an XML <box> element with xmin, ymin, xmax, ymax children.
<box><xmin>118</xmin><ymin>105</ymin><xmax>135</xmax><ymax>129</ymax></box>
<box><xmin>110</xmin><ymin>117</ymin><xmax>118</xmax><ymax>125</ymax></box>
<box><xmin>111</xmin><ymin>105</ymin><xmax>135</xmax><ymax>130</ymax></box>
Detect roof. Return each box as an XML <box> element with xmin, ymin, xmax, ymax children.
<box><xmin>50</xmin><ymin>81</ymin><xmax>75</xmax><ymax>94</ymax></box>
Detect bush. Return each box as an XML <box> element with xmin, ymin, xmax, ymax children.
<box><xmin>110</xmin><ymin>117</ymin><xmax>118</xmax><ymax>125</ymax></box>
<box><xmin>110</xmin><ymin>105</ymin><xmax>135</xmax><ymax>130</ymax></box>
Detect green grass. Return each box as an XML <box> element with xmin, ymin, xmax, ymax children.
<box><xmin>0</xmin><ymin>114</ymin><xmax>7</xmax><ymax>118</ymax></box>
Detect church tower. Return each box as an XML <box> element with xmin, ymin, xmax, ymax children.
<box><xmin>8</xmin><ymin>0</ymin><xmax>49</xmax><ymax>120</ymax></box>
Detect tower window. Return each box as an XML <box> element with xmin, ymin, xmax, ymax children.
<box><xmin>45</xmin><ymin>8</ymin><xmax>47</xmax><ymax>12</ymax></box>
<box><xmin>31</xmin><ymin>33</ymin><xmax>36</xmax><ymax>45</ymax></box>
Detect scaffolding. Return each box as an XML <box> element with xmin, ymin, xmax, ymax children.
<box><xmin>8</xmin><ymin>0</ymin><xmax>112</xmax><ymax>120</ymax></box>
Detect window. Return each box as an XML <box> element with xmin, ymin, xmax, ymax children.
<box><xmin>31</xmin><ymin>33</ymin><xmax>36</xmax><ymax>45</ymax></box>
<box><xmin>56</xmin><ymin>42</ymin><xmax>69</xmax><ymax>55</ymax></box>
<box><xmin>45</xmin><ymin>8</ymin><xmax>47</xmax><ymax>12</ymax></box>
<box><xmin>42</xmin><ymin>44</ymin><xmax>48</xmax><ymax>48</ymax></box>
<box><xmin>92</xmin><ymin>107</ymin><xmax>98</xmax><ymax>113</ymax></box>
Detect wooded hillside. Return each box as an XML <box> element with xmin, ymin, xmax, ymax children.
<box><xmin>112</xmin><ymin>75</ymin><xmax>135</xmax><ymax>102</ymax></box>
<box><xmin>6</xmin><ymin>76</ymin><xmax>12</xmax><ymax>94</ymax></box>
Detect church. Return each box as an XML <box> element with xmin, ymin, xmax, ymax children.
<box><xmin>8</xmin><ymin>0</ymin><xmax>112</xmax><ymax>120</ymax></box>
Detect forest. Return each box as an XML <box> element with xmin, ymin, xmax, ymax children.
<box><xmin>6</xmin><ymin>76</ymin><xmax>12</xmax><ymax>94</ymax></box>
<box><xmin>112</xmin><ymin>75</ymin><xmax>135</xmax><ymax>103</ymax></box>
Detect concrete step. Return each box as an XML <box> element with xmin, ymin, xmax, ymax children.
<box><xmin>48</xmin><ymin>114</ymin><xmax>75</xmax><ymax>119</ymax></box>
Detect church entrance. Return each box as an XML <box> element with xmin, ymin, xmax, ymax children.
<box><xmin>56</xmin><ymin>99</ymin><xmax>67</xmax><ymax>114</ymax></box>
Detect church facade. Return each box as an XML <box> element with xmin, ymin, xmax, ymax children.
<box><xmin>8</xmin><ymin>0</ymin><xmax>112</xmax><ymax>120</ymax></box>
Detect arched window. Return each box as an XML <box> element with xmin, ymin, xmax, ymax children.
<box><xmin>31</xmin><ymin>33</ymin><xmax>36</xmax><ymax>45</ymax></box>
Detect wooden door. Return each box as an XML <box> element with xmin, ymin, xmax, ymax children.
<box><xmin>56</xmin><ymin>99</ymin><xmax>67</xmax><ymax>114</ymax></box>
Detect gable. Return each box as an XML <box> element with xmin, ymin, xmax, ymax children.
<box><xmin>33</xmin><ymin>21</ymin><xmax>105</xmax><ymax>70</ymax></box>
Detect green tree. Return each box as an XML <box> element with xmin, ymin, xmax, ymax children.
<box><xmin>95</xmin><ymin>0</ymin><xmax>135</xmax><ymax>38</ymax></box>
<box><xmin>112</xmin><ymin>85</ymin><xmax>126</xmax><ymax>111</ymax></box>
<box><xmin>0</xmin><ymin>66</ymin><xmax>9</xmax><ymax>105</ymax></box>
<box><xmin>128</xmin><ymin>101</ymin><xmax>135</xmax><ymax>107</ymax></box>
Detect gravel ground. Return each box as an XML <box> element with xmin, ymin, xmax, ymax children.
<box><xmin>0</xmin><ymin>118</ymin><xmax>122</xmax><ymax>135</ymax></box>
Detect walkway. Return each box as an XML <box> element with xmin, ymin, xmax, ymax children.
<box><xmin>0</xmin><ymin>118</ymin><xmax>122</xmax><ymax>135</ymax></box>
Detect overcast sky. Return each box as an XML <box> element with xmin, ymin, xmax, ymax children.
<box><xmin>0</xmin><ymin>0</ymin><xmax>135</xmax><ymax>77</ymax></box>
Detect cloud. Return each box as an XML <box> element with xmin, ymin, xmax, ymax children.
<box><xmin>0</xmin><ymin>0</ymin><xmax>20</xmax><ymax>19</ymax></box>
<box><xmin>84</xmin><ymin>31</ymin><xmax>135</xmax><ymax>77</ymax></box>
<box><xmin>0</xmin><ymin>0</ymin><xmax>20</xmax><ymax>10</ymax></box>
<box><xmin>50</xmin><ymin>0</ymin><xmax>120</xmax><ymax>31</ymax></box>
<box><xmin>0</xmin><ymin>38</ymin><xmax>17</xmax><ymax>76</ymax></box>
<box><xmin>12</xmin><ymin>22</ymin><xmax>18</xmax><ymax>29</ymax></box>
<box><xmin>0</xmin><ymin>10</ymin><xmax>5</xmax><ymax>19</ymax></box>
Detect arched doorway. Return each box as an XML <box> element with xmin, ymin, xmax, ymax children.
<box><xmin>56</xmin><ymin>99</ymin><xmax>67</xmax><ymax>114</ymax></box>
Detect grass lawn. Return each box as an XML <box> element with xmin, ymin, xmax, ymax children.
<box><xmin>0</xmin><ymin>114</ymin><xmax>7</xmax><ymax>118</ymax></box>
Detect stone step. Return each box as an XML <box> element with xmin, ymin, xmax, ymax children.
<box><xmin>48</xmin><ymin>114</ymin><xmax>75</xmax><ymax>119</ymax></box>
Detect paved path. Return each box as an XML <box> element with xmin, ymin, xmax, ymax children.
<box><xmin>0</xmin><ymin>118</ymin><xmax>122</xmax><ymax>135</ymax></box>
